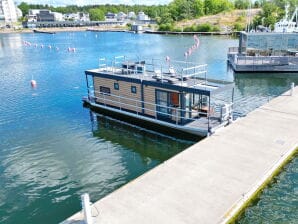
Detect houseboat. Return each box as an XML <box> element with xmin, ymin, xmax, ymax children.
<box><xmin>83</xmin><ymin>56</ymin><xmax>234</xmax><ymax>137</ymax></box>
<box><xmin>228</xmin><ymin>32</ymin><xmax>298</xmax><ymax>72</ymax></box>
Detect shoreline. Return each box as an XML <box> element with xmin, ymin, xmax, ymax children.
<box><xmin>0</xmin><ymin>26</ymin><xmax>237</xmax><ymax>35</ymax></box>
<box><xmin>0</xmin><ymin>26</ymin><xmax>127</xmax><ymax>34</ymax></box>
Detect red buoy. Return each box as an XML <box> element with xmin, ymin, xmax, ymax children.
<box><xmin>31</xmin><ymin>80</ymin><xmax>37</xmax><ymax>87</ymax></box>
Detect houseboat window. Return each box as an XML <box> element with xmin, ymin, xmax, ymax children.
<box><xmin>131</xmin><ymin>86</ymin><xmax>137</xmax><ymax>94</ymax></box>
<box><xmin>114</xmin><ymin>83</ymin><xmax>119</xmax><ymax>90</ymax></box>
<box><xmin>99</xmin><ymin>86</ymin><xmax>111</xmax><ymax>95</ymax></box>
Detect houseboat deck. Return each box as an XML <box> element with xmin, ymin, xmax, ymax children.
<box><xmin>83</xmin><ymin>56</ymin><xmax>234</xmax><ymax>137</ymax></box>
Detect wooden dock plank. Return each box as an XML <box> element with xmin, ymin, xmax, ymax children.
<box><xmin>63</xmin><ymin>87</ymin><xmax>298</xmax><ymax>224</ymax></box>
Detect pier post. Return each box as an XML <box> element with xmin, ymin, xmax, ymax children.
<box><xmin>291</xmin><ymin>82</ymin><xmax>295</xmax><ymax>96</ymax></box>
<box><xmin>81</xmin><ymin>193</ymin><xmax>93</xmax><ymax>224</ymax></box>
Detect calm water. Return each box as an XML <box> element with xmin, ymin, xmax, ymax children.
<box><xmin>0</xmin><ymin>32</ymin><xmax>297</xmax><ymax>223</ymax></box>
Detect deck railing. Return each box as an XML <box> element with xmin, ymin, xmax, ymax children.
<box><xmin>228</xmin><ymin>47</ymin><xmax>246</xmax><ymax>54</ymax></box>
<box><xmin>229</xmin><ymin>54</ymin><xmax>298</xmax><ymax>66</ymax></box>
<box><xmin>88</xmin><ymin>89</ymin><xmax>233</xmax><ymax>130</ymax></box>
<box><xmin>98</xmin><ymin>56</ymin><xmax>208</xmax><ymax>82</ymax></box>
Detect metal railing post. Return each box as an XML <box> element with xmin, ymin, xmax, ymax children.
<box><xmin>291</xmin><ymin>82</ymin><xmax>295</xmax><ymax>96</ymax></box>
<box><xmin>81</xmin><ymin>193</ymin><xmax>93</xmax><ymax>224</ymax></box>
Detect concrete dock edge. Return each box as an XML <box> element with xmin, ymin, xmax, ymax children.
<box><xmin>222</xmin><ymin>146</ymin><xmax>297</xmax><ymax>223</ymax></box>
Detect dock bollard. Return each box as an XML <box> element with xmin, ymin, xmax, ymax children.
<box><xmin>81</xmin><ymin>193</ymin><xmax>93</xmax><ymax>224</ymax></box>
<box><xmin>291</xmin><ymin>82</ymin><xmax>295</xmax><ymax>96</ymax></box>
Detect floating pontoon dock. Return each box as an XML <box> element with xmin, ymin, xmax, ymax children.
<box><xmin>63</xmin><ymin>86</ymin><xmax>298</xmax><ymax>223</ymax></box>
<box><xmin>228</xmin><ymin>32</ymin><xmax>298</xmax><ymax>72</ymax></box>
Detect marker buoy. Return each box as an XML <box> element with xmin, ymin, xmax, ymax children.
<box><xmin>31</xmin><ymin>80</ymin><xmax>37</xmax><ymax>87</ymax></box>
<box><xmin>68</xmin><ymin>47</ymin><xmax>76</xmax><ymax>52</ymax></box>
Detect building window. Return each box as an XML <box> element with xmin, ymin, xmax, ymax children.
<box><xmin>99</xmin><ymin>86</ymin><xmax>110</xmax><ymax>95</ymax></box>
<box><xmin>131</xmin><ymin>86</ymin><xmax>137</xmax><ymax>94</ymax></box>
<box><xmin>114</xmin><ymin>83</ymin><xmax>119</xmax><ymax>90</ymax></box>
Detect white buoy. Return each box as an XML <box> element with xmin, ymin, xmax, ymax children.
<box><xmin>31</xmin><ymin>80</ymin><xmax>37</xmax><ymax>87</ymax></box>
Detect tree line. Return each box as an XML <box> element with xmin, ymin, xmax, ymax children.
<box><xmin>18</xmin><ymin>0</ymin><xmax>261</xmax><ymax>22</ymax></box>
<box><xmin>252</xmin><ymin>0</ymin><xmax>298</xmax><ymax>30</ymax></box>
<box><xmin>18</xmin><ymin>0</ymin><xmax>297</xmax><ymax>31</ymax></box>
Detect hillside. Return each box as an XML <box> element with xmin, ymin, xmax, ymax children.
<box><xmin>176</xmin><ymin>9</ymin><xmax>262</xmax><ymax>31</ymax></box>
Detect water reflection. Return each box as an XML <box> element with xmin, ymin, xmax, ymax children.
<box><xmin>89</xmin><ymin>111</ymin><xmax>194</xmax><ymax>163</ymax></box>
<box><xmin>231</xmin><ymin>72</ymin><xmax>298</xmax><ymax>116</ymax></box>
<box><xmin>235</xmin><ymin>73</ymin><xmax>298</xmax><ymax>96</ymax></box>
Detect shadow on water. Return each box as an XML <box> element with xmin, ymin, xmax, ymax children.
<box><xmin>235</xmin><ymin>72</ymin><xmax>298</xmax><ymax>95</ymax></box>
<box><xmin>89</xmin><ymin>110</ymin><xmax>196</xmax><ymax>163</ymax></box>
<box><xmin>229</xmin><ymin>70</ymin><xmax>298</xmax><ymax>117</ymax></box>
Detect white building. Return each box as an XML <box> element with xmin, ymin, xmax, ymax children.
<box><xmin>0</xmin><ymin>0</ymin><xmax>22</xmax><ymax>24</ymax></box>
<box><xmin>117</xmin><ymin>12</ymin><xmax>127</xmax><ymax>21</ymax></box>
<box><xmin>128</xmin><ymin>11</ymin><xmax>136</xmax><ymax>19</ymax></box>
<box><xmin>137</xmin><ymin>11</ymin><xmax>149</xmax><ymax>21</ymax></box>
<box><xmin>27</xmin><ymin>9</ymin><xmax>65</xmax><ymax>22</ymax></box>
<box><xmin>65</xmin><ymin>12</ymin><xmax>90</xmax><ymax>22</ymax></box>
<box><xmin>52</xmin><ymin>12</ymin><xmax>63</xmax><ymax>21</ymax></box>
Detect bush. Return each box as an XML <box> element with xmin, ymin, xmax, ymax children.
<box><xmin>212</xmin><ymin>25</ymin><xmax>221</xmax><ymax>32</ymax></box>
<box><xmin>158</xmin><ymin>23</ymin><xmax>173</xmax><ymax>31</ymax></box>
<box><xmin>196</xmin><ymin>23</ymin><xmax>213</xmax><ymax>32</ymax></box>
<box><xmin>172</xmin><ymin>27</ymin><xmax>182</xmax><ymax>32</ymax></box>
<box><xmin>233</xmin><ymin>22</ymin><xmax>245</xmax><ymax>31</ymax></box>
<box><xmin>183</xmin><ymin>25</ymin><xmax>196</xmax><ymax>32</ymax></box>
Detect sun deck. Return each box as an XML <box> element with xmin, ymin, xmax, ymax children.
<box><xmin>86</xmin><ymin>58</ymin><xmax>230</xmax><ymax>93</ymax></box>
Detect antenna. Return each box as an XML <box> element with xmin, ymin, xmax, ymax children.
<box><xmin>246</xmin><ymin>0</ymin><xmax>252</xmax><ymax>32</ymax></box>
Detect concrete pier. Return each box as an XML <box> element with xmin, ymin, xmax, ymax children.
<box><xmin>63</xmin><ymin>87</ymin><xmax>298</xmax><ymax>224</ymax></box>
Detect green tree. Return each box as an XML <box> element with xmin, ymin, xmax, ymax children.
<box><xmin>234</xmin><ymin>0</ymin><xmax>250</xmax><ymax>9</ymax></box>
<box><xmin>169</xmin><ymin>0</ymin><xmax>204</xmax><ymax>21</ymax></box>
<box><xmin>89</xmin><ymin>8</ymin><xmax>105</xmax><ymax>21</ymax></box>
<box><xmin>204</xmin><ymin>0</ymin><xmax>234</xmax><ymax>15</ymax></box>
<box><xmin>253</xmin><ymin>2</ymin><xmax>280</xmax><ymax>28</ymax></box>
<box><xmin>18</xmin><ymin>2</ymin><xmax>30</xmax><ymax>16</ymax></box>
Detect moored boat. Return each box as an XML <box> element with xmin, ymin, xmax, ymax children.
<box><xmin>33</xmin><ymin>29</ymin><xmax>56</xmax><ymax>34</ymax></box>
<box><xmin>227</xmin><ymin>32</ymin><xmax>298</xmax><ymax>72</ymax></box>
<box><xmin>83</xmin><ymin>56</ymin><xmax>235</xmax><ymax>137</ymax></box>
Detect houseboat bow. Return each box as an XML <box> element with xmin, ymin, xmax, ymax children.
<box><xmin>83</xmin><ymin>56</ymin><xmax>235</xmax><ymax>137</ymax></box>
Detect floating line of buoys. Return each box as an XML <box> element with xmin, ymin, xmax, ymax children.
<box><xmin>23</xmin><ymin>40</ymin><xmax>76</xmax><ymax>52</ymax></box>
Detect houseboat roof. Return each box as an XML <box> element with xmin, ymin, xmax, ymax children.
<box><xmin>85</xmin><ymin>57</ymin><xmax>234</xmax><ymax>96</ymax></box>
<box><xmin>239</xmin><ymin>31</ymin><xmax>298</xmax><ymax>51</ymax></box>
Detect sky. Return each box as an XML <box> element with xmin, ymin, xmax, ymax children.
<box><xmin>15</xmin><ymin>0</ymin><xmax>172</xmax><ymax>6</ymax></box>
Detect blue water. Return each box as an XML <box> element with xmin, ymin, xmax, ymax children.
<box><xmin>0</xmin><ymin>32</ymin><xmax>297</xmax><ymax>223</ymax></box>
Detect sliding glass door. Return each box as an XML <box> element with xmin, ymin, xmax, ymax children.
<box><xmin>156</xmin><ymin>90</ymin><xmax>171</xmax><ymax>121</ymax></box>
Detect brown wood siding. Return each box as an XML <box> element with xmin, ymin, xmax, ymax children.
<box><xmin>93</xmin><ymin>77</ymin><xmax>142</xmax><ymax>113</ymax></box>
<box><xmin>143</xmin><ymin>85</ymin><xmax>156</xmax><ymax>117</ymax></box>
